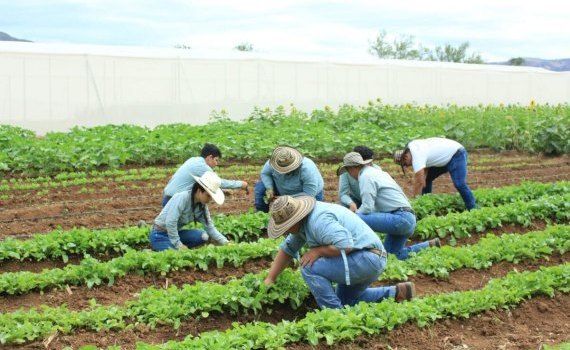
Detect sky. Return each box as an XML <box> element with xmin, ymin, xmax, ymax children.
<box><xmin>1</xmin><ymin>0</ymin><xmax>569</xmax><ymax>62</ymax></box>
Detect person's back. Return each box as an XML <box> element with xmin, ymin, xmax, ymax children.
<box><xmin>407</xmin><ymin>137</ymin><xmax>462</xmax><ymax>171</ymax></box>
<box><xmin>357</xmin><ymin>166</ymin><xmax>411</xmax><ymax>214</ymax></box>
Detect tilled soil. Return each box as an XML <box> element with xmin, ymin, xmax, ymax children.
<box><xmin>11</xmin><ymin>253</ymin><xmax>568</xmax><ymax>350</ymax></box>
<box><xmin>1</xmin><ymin>155</ymin><xmax>568</xmax><ymax>238</ymax></box>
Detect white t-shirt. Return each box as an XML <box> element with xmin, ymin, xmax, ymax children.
<box><xmin>408</xmin><ymin>138</ymin><xmax>463</xmax><ymax>173</ymax></box>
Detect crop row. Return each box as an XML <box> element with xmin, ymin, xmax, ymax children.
<box><xmin>1</xmin><ymin>225</ymin><xmax>567</xmax><ymax>345</ymax></box>
<box><xmin>1</xmin><ymin>193</ymin><xmax>567</xmax><ymax>295</ymax></box>
<box><xmin>139</xmin><ymin>263</ymin><xmax>570</xmax><ymax>350</ymax></box>
<box><xmin>2</xmin><ymin>181</ymin><xmax>566</xmax><ymax>263</ymax></box>
<box><xmin>2</xmin><ymin>102</ymin><xmax>568</xmax><ymax>175</ymax></box>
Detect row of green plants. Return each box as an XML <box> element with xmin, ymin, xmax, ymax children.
<box><xmin>0</xmin><ymin>194</ymin><xmax>567</xmax><ymax>295</ymax></box>
<box><xmin>0</xmin><ymin>153</ymin><xmax>553</xmax><ymax>192</ymax></box>
<box><xmin>136</xmin><ymin>263</ymin><xmax>570</xmax><ymax>350</ymax></box>
<box><xmin>2</xmin><ymin>102</ymin><xmax>568</xmax><ymax>175</ymax></box>
<box><xmin>1</xmin><ymin>225</ymin><xmax>567</xmax><ymax>345</ymax></box>
<box><xmin>2</xmin><ymin>181</ymin><xmax>566</xmax><ymax>263</ymax></box>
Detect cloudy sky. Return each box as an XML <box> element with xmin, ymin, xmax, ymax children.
<box><xmin>2</xmin><ymin>0</ymin><xmax>569</xmax><ymax>62</ymax></box>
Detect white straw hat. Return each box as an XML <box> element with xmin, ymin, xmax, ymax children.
<box><xmin>269</xmin><ymin>146</ymin><xmax>303</xmax><ymax>174</ymax></box>
<box><xmin>267</xmin><ymin>195</ymin><xmax>316</xmax><ymax>238</ymax></box>
<box><xmin>192</xmin><ymin>171</ymin><xmax>225</xmax><ymax>205</ymax></box>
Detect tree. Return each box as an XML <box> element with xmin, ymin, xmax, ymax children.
<box><xmin>369</xmin><ymin>30</ymin><xmax>483</xmax><ymax>64</ymax></box>
<box><xmin>508</xmin><ymin>57</ymin><xmax>525</xmax><ymax>66</ymax></box>
<box><xmin>235</xmin><ymin>42</ymin><xmax>254</xmax><ymax>52</ymax></box>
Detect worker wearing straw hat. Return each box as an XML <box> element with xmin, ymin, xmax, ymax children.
<box><xmin>162</xmin><ymin>143</ymin><xmax>248</xmax><ymax>207</ymax></box>
<box><xmin>393</xmin><ymin>137</ymin><xmax>477</xmax><ymax>210</ymax></box>
<box><xmin>338</xmin><ymin>145</ymin><xmax>381</xmax><ymax>212</ymax></box>
<box><xmin>341</xmin><ymin>152</ymin><xmax>439</xmax><ymax>260</ymax></box>
<box><xmin>150</xmin><ymin>171</ymin><xmax>230</xmax><ymax>251</ymax></box>
<box><xmin>264</xmin><ymin>195</ymin><xmax>416</xmax><ymax>309</ymax></box>
<box><xmin>254</xmin><ymin>146</ymin><xmax>324</xmax><ymax>212</ymax></box>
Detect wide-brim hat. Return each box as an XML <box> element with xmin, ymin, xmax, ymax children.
<box><xmin>267</xmin><ymin>195</ymin><xmax>316</xmax><ymax>238</ymax></box>
<box><xmin>269</xmin><ymin>146</ymin><xmax>303</xmax><ymax>174</ymax></box>
<box><xmin>192</xmin><ymin>172</ymin><xmax>225</xmax><ymax>205</ymax></box>
<box><xmin>339</xmin><ymin>152</ymin><xmax>373</xmax><ymax>171</ymax></box>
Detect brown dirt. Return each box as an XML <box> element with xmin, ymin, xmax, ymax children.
<box><xmin>0</xmin><ymin>258</ymin><xmax>273</xmax><ymax>313</ymax></box>
<box><xmin>287</xmin><ymin>295</ymin><xmax>570</xmax><ymax>350</ymax></box>
<box><xmin>1</xmin><ymin>159</ymin><xmax>568</xmax><ymax>238</ymax></box>
<box><xmin>7</xmin><ymin>254</ymin><xmax>569</xmax><ymax>349</ymax></box>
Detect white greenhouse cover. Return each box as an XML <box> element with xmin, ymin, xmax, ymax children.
<box><xmin>1</xmin><ymin>42</ymin><xmax>569</xmax><ymax>133</ymax></box>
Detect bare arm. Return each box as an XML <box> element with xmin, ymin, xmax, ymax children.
<box><xmin>413</xmin><ymin>168</ymin><xmax>426</xmax><ymax>197</ymax></box>
<box><xmin>264</xmin><ymin>249</ymin><xmax>294</xmax><ymax>285</ymax></box>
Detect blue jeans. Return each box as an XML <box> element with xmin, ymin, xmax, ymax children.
<box><xmin>161</xmin><ymin>195</ymin><xmax>172</xmax><ymax>207</ymax></box>
<box><xmin>301</xmin><ymin>250</ymin><xmax>396</xmax><ymax>309</ymax></box>
<box><xmin>358</xmin><ymin>210</ymin><xmax>429</xmax><ymax>260</ymax></box>
<box><xmin>149</xmin><ymin>228</ymin><xmax>208</xmax><ymax>251</ymax></box>
<box><xmin>254</xmin><ymin>179</ymin><xmax>324</xmax><ymax>213</ymax></box>
<box><xmin>422</xmin><ymin>148</ymin><xmax>477</xmax><ymax>210</ymax></box>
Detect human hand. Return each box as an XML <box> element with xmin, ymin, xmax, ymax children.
<box><xmin>263</xmin><ymin>276</ymin><xmax>275</xmax><ymax>286</ymax></box>
<box><xmin>264</xmin><ymin>189</ymin><xmax>275</xmax><ymax>204</ymax></box>
<box><xmin>349</xmin><ymin>203</ymin><xmax>358</xmax><ymax>212</ymax></box>
<box><xmin>300</xmin><ymin>248</ymin><xmax>321</xmax><ymax>267</ymax></box>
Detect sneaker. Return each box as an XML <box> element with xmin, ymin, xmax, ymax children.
<box><xmin>395</xmin><ymin>282</ymin><xmax>416</xmax><ymax>302</ymax></box>
<box><xmin>429</xmin><ymin>238</ymin><xmax>441</xmax><ymax>248</ymax></box>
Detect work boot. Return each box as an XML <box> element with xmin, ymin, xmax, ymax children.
<box><xmin>429</xmin><ymin>238</ymin><xmax>441</xmax><ymax>248</ymax></box>
<box><xmin>395</xmin><ymin>282</ymin><xmax>416</xmax><ymax>302</ymax></box>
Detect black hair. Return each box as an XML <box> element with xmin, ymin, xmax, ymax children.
<box><xmin>353</xmin><ymin>146</ymin><xmax>374</xmax><ymax>160</ymax></box>
<box><xmin>190</xmin><ymin>182</ymin><xmax>209</xmax><ymax>226</ymax></box>
<box><xmin>200</xmin><ymin>143</ymin><xmax>222</xmax><ymax>159</ymax></box>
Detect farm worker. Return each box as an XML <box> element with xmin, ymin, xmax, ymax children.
<box><xmin>338</xmin><ymin>146</ymin><xmax>381</xmax><ymax>212</ymax></box>
<box><xmin>162</xmin><ymin>143</ymin><xmax>248</xmax><ymax>207</ymax></box>
<box><xmin>254</xmin><ymin>146</ymin><xmax>324</xmax><ymax>213</ymax></box>
<box><xmin>150</xmin><ymin>171</ymin><xmax>230</xmax><ymax>251</ymax></box>
<box><xmin>341</xmin><ymin>152</ymin><xmax>440</xmax><ymax>260</ymax></box>
<box><xmin>263</xmin><ymin>195</ymin><xmax>416</xmax><ymax>309</ymax></box>
<box><xmin>393</xmin><ymin>137</ymin><xmax>477</xmax><ymax>210</ymax></box>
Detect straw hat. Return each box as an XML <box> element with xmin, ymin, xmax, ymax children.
<box><xmin>267</xmin><ymin>195</ymin><xmax>316</xmax><ymax>238</ymax></box>
<box><xmin>269</xmin><ymin>146</ymin><xmax>303</xmax><ymax>174</ymax></box>
<box><xmin>192</xmin><ymin>171</ymin><xmax>225</xmax><ymax>205</ymax></box>
<box><xmin>340</xmin><ymin>152</ymin><xmax>373</xmax><ymax>171</ymax></box>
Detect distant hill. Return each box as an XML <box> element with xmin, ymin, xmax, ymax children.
<box><xmin>491</xmin><ymin>57</ymin><xmax>570</xmax><ymax>72</ymax></box>
<box><xmin>0</xmin><ymin>31</ymin><xmax>32</xmax><ymax>42</ymax></box>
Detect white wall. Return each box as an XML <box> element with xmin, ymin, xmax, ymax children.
<box><xmin>0</xmin><ymin>46</ymin><xmax>569</xmax><ymax>134</ymax></box>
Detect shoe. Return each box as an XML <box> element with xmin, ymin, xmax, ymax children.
<box><xmin>429</xmin><ymin>238</ymin><xmax>441</xmax><ymax>248</ymax></box>
<box><xmin>395</xmin><ymin>282</ymin><xmax>416</xmax><ymax>302</ymax></box>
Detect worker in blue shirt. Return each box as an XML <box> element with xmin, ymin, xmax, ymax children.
<box><xmin>254</xmin><ymin>146</ymin><xmax>324</xmax><ymax>212</ymax></box>
<box><xmin>150</xmin><ymin>171</ymin><xmax>229</xmax><ymax>251</ymax></box>
<box><xmin>341</xmin><ymin>152</ymin><xmax>440</xmax><ymax>260</ymax></box>
<box><xmin>162</xmin><ymin>143</ymin><xmax>248</xmax><ymax>207</ymax></box>
<box><xmin>338</xmin><ymin>146</ymin><xmax>381</xmax><ymax>212</ymax></box>
<box><xmin>263</xmin><ymin>195</ymin><xmax>416</xmax><ymax>309</ymax></box>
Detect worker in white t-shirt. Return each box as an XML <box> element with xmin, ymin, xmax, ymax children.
<box><xmin>393</xmin><ymin>137</ymin><xmax>477</xmax><ymax>210</ymax></box>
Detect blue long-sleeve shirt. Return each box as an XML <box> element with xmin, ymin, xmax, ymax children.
<box><xmin>260</xmin><ymin>158</ymin><xmax>324</xmax><ymax>197</ymax></box>
<box><xmin>279</xmin><ymin>202</ymin><xmax>384</xmax><ymax>259</ymax></box>
<box><xmin>163</xmin><ymin>157</ymin><xmax>243</xmax><ymax>197</ymax></box>
<box><xmin>154</xmin><ymin>191</ymin><xmax>228</xmax><ymax>248</ymax></box>
<box><xmin>356</xmin><ymin>166</ymin><xmax>411</xmax><ymax>214</ymax></box>
<box><xmin>338</xmin><ymin>164</ymin><xmax>381</xmax><ymax>206</ymax></box>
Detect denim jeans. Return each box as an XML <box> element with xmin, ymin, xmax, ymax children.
<box><xmin>422</xmin><ymin>148</ymin><xmax>477</xmax><ymax>210</ymax></box>
<box><xmin>149</xmin><ymin>228</ymin><xmax>208</xmax><ymax>251</ymax></box>
<box><xmin>253</xmin><ymin>179</ymin><xmax>324</xmax><ymax>213</ymax></box>
<box><xmin>161</xmin><ymin>195</ymin><xmax>172</xmax><ymax>207</ymax></box>
<box><xmin>357</xmin><ymin>210</ymin><xmax>429</xmax><ymax>260</ymax></box>
<box><xmin>300</xmin><ymin>249</ymin><xmax>396</xmax><ymax>309</ymax></box>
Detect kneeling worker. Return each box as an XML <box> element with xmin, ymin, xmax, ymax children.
<box><xmin>263</xmin><ymin>195</ymin><xmax>415</xmax><ymax>309</ymax></box>
<box><xmin>150</xmin><ymin>171</ymin><xmax>230</xmax><ymax>251</ymax></box>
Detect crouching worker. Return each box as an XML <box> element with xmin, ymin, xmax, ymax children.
<box><xmin>263</xmin><ymin>195</ymin><xmax>415</xmax><ymax>309</ymax></box>
<box><xmin>254</xmin><ymin>146</ymin><xmax>324</xmax><ymax>212</ymax></box>
<box><xmin>150</xmin><ymin>171</ymin><xmax>229</xmax><ymax>251</ymax></box>
<box><xmin>341</xmin><ymin>152</ymin><xmax>439</xmax><ymax>260</ymax></box>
